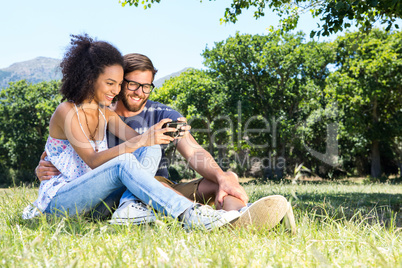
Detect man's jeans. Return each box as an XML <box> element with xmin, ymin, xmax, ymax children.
<box><xmin>45</xmin><ymin>146</ymin><xmax>193</xmax><ymax>218</ymax></box>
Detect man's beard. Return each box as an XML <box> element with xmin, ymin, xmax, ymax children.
<box><xmin>120</xmin><ymin>92</ymin><xmax>148</xmax><ymax>113</ymax></box>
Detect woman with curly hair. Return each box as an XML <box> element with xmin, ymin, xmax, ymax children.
<box><xmin>23</xmin><ymin>34</ymin><xmax>240</xmax><ymax>230</ymax></box>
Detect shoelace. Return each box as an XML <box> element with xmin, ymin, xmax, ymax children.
<box><xmin>130</xmin><ymin>202</ymin><xmax>148</xmax><ymax>212</ymax></box>
<box><xmin>193</xmin><ymin>206</ymin><xmax>222</xmax><ymax>218</ymax></box>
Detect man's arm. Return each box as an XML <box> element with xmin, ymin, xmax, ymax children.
<box><xmin>176</xmin><ymin>132</ymin><xmax>249</xmax><ymax>206</ymax></box>
<box><xmin>36</xmin><ymin>152</ymin><xmax>60</xmax><ymax>181</ymax></box>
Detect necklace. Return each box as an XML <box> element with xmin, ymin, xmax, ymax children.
<box><xmin>80</xmin><ymin>105</ymin><xmax>100</xmax><ymax>152</ymax></box>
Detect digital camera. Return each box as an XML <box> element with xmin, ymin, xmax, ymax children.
<box><xmin>162</xmin><ymin>121</ymin><xmax>187</xmax><ymax>137</ymax></box>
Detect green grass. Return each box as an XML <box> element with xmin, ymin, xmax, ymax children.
<box><xmin>0</xmin><ymin>182</ymin><xmax>401</xmax><ymax>267</ymax></box>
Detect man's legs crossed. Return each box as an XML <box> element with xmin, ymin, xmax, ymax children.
<box><xmin>175</xmin><ymin>177</ymin><xmax>295</xmax><ymax>232</ymax></box>
<box><xmin>116</xmin><ymin>175</ymin><xmax>246</xmax><ymax>218</ymax></box>
<box><xmin>166</xmin><ymin>177</ymin><xmax>245</xmax><ymax>211</ymax></box>
<box><xmin>196</xmin><ymin>178</ymin><xmax>245</xmax><ymax>211</ymax></box>
<box><xmin>112</xmin><ymin>174</ymin><xmax>294</xmax><ymax>232</ymax></box>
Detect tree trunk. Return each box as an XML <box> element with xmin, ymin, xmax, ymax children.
<box><xmin>371</xmin><ymin>140</ymin><xmax>381</xmax><ymax>178</ymax></box>
<box><xmin>208</xmin><ymin>134</ymin><xmax>214</xmax><ymax>158</ymax></box>
<box><xmin>370</xmin><ymin>96</ymin><xmax>381</xmax><ymax>178</ymax></box>
<box><xmin>274</xmin><ymin>143</ymin><xmax>286</xmax><ymax>180</ymax></box>
<box><xmin>398</xmin><ymin>162</ymin><xmax>402</xmax><ymax>178</ymax></box>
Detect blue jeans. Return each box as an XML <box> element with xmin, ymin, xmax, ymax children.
<box><xmin>45</xmin><ymin>146</ymin><xmax>193</xmax><ymax>218</ymax></box>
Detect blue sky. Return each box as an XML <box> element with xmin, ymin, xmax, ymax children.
<box><xmin>0</xmin><ymin>0</ymin><xmax>372</xmax><ymax>78</ymax></box>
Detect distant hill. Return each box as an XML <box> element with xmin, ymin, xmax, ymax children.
<box><xmin>0</xmin><ymin>57</ymin><xmax>62</xmax><ymax>89</ymax></box>
<box><xmin>153</xmin><ymin>67</ymin><xmax>191</xmax><ymax>88</ymax></box>
<box><xmin>0</xmin><ymin>57</ymin><xmax>191</xmax><ymax>90</ymax></box>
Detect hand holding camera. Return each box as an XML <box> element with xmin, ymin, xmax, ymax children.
<box><xmin>162</xmin><ymin>121</ymin><xmax>188</xmax><ymax>138</ymax></box>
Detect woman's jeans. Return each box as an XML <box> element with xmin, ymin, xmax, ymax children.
<box><xmin>45</xmin><ymin>146</ymin><xmax>193</xmax><ymax>218</ymax></box>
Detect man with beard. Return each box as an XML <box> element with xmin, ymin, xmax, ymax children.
<box><xmin>36</xmin><ymin>53</ymin><xmax>294</xmax><ymax>232</ymax></box>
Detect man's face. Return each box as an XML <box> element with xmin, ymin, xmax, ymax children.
<box><xmin>119</xmin><ymin>70</ymin><xmax>153</xmax><ymax>113</ymax></box>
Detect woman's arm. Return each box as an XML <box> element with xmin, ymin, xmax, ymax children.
<box><xmin>52</xmin><ymin>102</ymin><xmax>175</xmax><ymax>169</ymax></box>
<box><xmin>106</xmin><ymin>108</ymin><xmax>179</xmax><ymax>143</ymax></box>
<box><xmin>105</xmin><ymin>108</ymin><xmax>140</xmax><ymax>141</ymax></box>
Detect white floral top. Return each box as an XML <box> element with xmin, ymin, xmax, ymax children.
<box><xmin>22</xmin><ymin>105</ymin><xmax>108</xmax><ymax>219</ymax></box>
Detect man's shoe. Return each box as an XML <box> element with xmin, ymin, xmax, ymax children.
<box><xmin>232</xmin><ymin>195</ymin><xmax>289</xmax><ymax>230</ymax></box>
<box><xmin>180</xmin><ymin>204</ymin><xmax>241</xmax><ymax>231</ymax></box>
<box><xmin>109</xmin><ymin>200</ymin><xmax>156</xmax><ymax>225</ymax></box>
<box><xmin>283</xmin><ymin>201</ymin><xmax>297</xmax><ymax>235</ymax></box>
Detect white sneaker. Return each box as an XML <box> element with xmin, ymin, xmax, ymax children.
<box><xmin>232</xmin><ymin>195</ymin><xmax>289</xmax><ymax>230</ymax></box>
<box><xmin>180</xmin><ymin>204</ymin><xmax>241</xmax><ymax>231</ymax></box>
<box><xmin>109</xmin><ymin>200</ymin><xmax>156</xmax><ymax>225</ymax></box>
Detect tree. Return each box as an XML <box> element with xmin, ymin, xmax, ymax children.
<box><xmin>153</xmin><ymin>32</ymin><xmax>335</xmax><ymax>178</ymax></box>
<box><xmin>0</xmin><ymin>80</ymin><xmax>61</xmax><ymax>184</ymax></box>
<box><xmin>150</xmin><ymin>29</ymin><xmax>402</xmax><ymax>179</ymax></box>
<box><xmin>151</xmin><ymin>69</ymin><xmax>231</xmax><ymax>179</ymax></box>
<box><xmin>204</xmin><ymin>32</ymin><xmax>337</xmax><ymax>178</ymax></box>
<box><xmin>120</xmin><ymin>0</ymin><xmax>401</xmax><ymax>36</ymax></box>
<box><xmin>325</xmin><ymin>29</ymin><xmax>402</xmax><ymax>178</ymax></box>
<box><xmin>152</xmin><ymin>68</ymin><xmax>228</xmax><ymax>157</ymax></box>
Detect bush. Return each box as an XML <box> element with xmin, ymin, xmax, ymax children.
<box><xmin>0</xmin><ymin>80</ymin><xmax>61</xmax><ymax>186</ymax></box>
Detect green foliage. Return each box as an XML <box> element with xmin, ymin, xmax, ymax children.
<box><xmin>120</xmin><ymin>0</ymin><xmax>401</xmax><ymax>36</ymax></box>
<box><xmin>152</xmin><ymin>68</ymin><xmax>229</xmax><ymax>157</ymax></box>
<box><xmin>152</xmin><ymin>29</ymin><xmax>401</xmax><ymax>180</ymax></box>
<box><xmin>202</xmin><ymin>32</ymin><xmax>336</xmax><ymax>178</ymax></box>
<box><xmin>153</xmin><ymin>32</ymin><xmax>340</xmax><ymax>179</ymax></box>
<box><xmin>325</xmin><ymin>30</ymin><xmax>402</xmax><ymax>177</ymax></box>
<box><xmin>0</xmin><ymin>80</ymin><xmax>62</xmax><ymax>185</ymax></box>
<box><xmin>150</xmin><ymin>59</ymin><xmax>225</xmax><ymax>173</ymax></box>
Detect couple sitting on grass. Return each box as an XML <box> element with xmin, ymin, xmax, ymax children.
<box><xmin>24</xmin><ymin>34</ymin><xmax>296</xmax><ymax>232</ymax></box>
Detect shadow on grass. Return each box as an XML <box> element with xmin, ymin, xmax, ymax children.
<box><xmin>243</xmin><ymin>180</ymin><xmax>401</xmax><ymax>228</ymax></box>
<box><xmin>291</xmin><ymin>191</ymin><xmax>401</xmax><ymax>227</ymax></box>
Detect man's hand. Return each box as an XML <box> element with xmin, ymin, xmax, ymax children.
<box><xmin>176</xmin><ymin>117</ymin><xmax>191</xmax><ymax>136</ymax></box>
<box><xmin>139</xmin><ymin>118</ymin><xmax>177</xmax><ymax>147</ymax></box>
<box><xmin>216</xmin><ymin>171</ymin><xmax>249</xmax><ymax>207</ymax></box>
<box><xmin>176</xmin><ymin>133</ymin><xmax>248</xmax><ymax>207</ymax></box>
<box><xmin>35</xmin><ymin>152</ymin><xmax>60</xmax><ymax>181</ymax></box>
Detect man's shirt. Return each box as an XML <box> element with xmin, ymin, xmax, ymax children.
<box><xmin>107</xmin><ymin>100</ymin><xmax>182</xmax><ymax>179</ymax></box>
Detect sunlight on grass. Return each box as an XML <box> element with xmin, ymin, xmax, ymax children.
<box><xmin>0</xmin><ymin>183</ymin><xmax>401</xmax><ymax>267</ymax></box>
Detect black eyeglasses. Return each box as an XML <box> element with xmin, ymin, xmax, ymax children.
<box><xmin>124</xmin><ymin>78</ymin><xmax>155</xmax><ymax>94</ymax></box>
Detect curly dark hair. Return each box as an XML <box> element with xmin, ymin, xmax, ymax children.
<box><xmin>60</xmin><ymin>34</ymin><xmax>124</xmax><ymax>104</ymax></box>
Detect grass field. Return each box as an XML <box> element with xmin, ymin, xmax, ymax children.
<box><xmin>0</xmin><ymin>182</ymin><xmax>401</xmax><ymax>267</ymax></box>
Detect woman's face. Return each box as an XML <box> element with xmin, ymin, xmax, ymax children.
<box><xmin>93</xmin><ymin>64</ymin><xmax>124</xmax><ymax>106</ymax></box>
